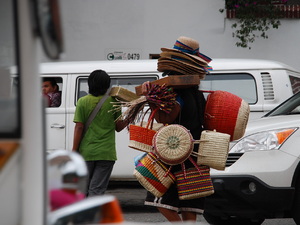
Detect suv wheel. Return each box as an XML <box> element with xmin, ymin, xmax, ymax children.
<box><xmin>292</xmin><ymin>175</ymin><xmax>300</xmax><ymax>224</ymax></box>
<box><xmin>203</xmin><ymin>212</ymin><xmax>264</xmax><ymax>225</ymax></box>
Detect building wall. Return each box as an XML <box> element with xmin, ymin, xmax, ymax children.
<box><xmin>55</xmin><ymin>0</ymin><xmax>300</xmax><ymax>70</ymax></box>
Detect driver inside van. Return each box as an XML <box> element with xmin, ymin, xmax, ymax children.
<box><xmin>42</xmin><ymin>77</ymin><xmax>61</xmax><ymax>107</ymax></box>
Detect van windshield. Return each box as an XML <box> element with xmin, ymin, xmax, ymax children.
<box><xmin>200</xmin><ymin>73</ymin><xmax>257</xmax><ymax>104</ymax></box>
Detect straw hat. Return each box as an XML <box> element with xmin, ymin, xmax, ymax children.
<box><xmin>158</xmin><ymin>36</ymin><xmax>212</xmax><ymax>76</ymax></box>
<box><xmin>161</xmin><ymin>36</ymin><xmax>212</xmax><ymax>64</ymax></box>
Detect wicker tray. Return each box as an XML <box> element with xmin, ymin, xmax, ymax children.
<box><xmin>135</xmin><ymin>75</ymin><xmax>200</xmax><ymax>96</ymax></box>
<box><xmin>109</xmin><ymin>86</ymin><xmax>139</xmax><ymax>102</ymax></box>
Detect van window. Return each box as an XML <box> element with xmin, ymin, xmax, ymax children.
<box><xmin>200</xmin><ymin>73</ymin><xmax>257</xmax><ymax>104</ymax></box>
<box><xmin>42</xmin><ymin>77</ymin><xmax>62</xmax><ymax>107</ymax></box>
<box><xmin>289</xmin><ymin>75</ymin><xmax>300</xmax><ymax>94</ymax></box>
<box><xmin>76</xmin><ymin>76</ymin><xmax>157</xmax><ymax>103</ymax></box>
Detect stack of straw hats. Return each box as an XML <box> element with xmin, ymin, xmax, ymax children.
<box><xmin>158</xmin><ymin>36</ymin><xmax>212</xmax><ymax>79</ymax></box>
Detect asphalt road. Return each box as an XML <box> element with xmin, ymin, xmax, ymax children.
<box><xmin>106</xmin><ymin>182</ymin><xmax>296</xmax><ymax>225</ymax></box>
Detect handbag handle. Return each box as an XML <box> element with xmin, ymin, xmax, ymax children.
<box><xmin>139</xmin><ymin>107</ymin><xmax>159</xmax><ymax>129</ymax></box>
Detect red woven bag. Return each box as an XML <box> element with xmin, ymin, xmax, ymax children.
<box><xmin>204</xmin><ymin>90</ymin><xmax>250</xmax><ymax>141</ymax></box>
<box><xmin>129</xmin><ymin>108</ymin><xmax>160</xmax><ymax>152</ymax></box>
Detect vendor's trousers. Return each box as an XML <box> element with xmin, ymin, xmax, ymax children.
<box><xmin>85</xmin><ymin>160</ymin><xmax>115</xmax><ymax>197</ymax></box>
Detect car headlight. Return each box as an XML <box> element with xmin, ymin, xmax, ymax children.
<box><xmin>230</xmin><ymin>128</ymin><xmax>297</xmax><ymax>153</ymax></box>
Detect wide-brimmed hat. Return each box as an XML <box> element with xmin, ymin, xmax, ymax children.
<box><xmin>157</xmin><ymin>57</ymin><xmax>207</xmax><ymax>79</ymax></box>
<box><xmin>161</xmin><ymin>36</ymin><xmax>212</xmax><ymax>64</ymax></box>
<box><xmin>158</xmin><ymin>36</ymin><xmax>212</xmax><ymax>76</ymax></box>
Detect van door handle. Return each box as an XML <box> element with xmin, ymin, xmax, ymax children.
<box><xmin>50</xmin><ymin>123</ymin><xmax>65</xmax><ymax>129</ymax></box>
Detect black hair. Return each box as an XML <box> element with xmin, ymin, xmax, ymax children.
<box><xmin>88</xmin><ymin>70</ymin><xmax>111</xmax><ymax>96</ymax></box>
<box><xmin>43</xmin><ymin>77</ymin><xmax>57</xmax><ymax>87</ymax></box>
<box><xmin>43</xmin><ymin>77</ymin><xmax>59</xmax><ymax>91</ymax></box>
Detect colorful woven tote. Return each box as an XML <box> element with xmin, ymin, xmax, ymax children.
<box><xmin>174</xmin><ymin>165</ymin><xmax>214</xmax><ymax>200</ymax></box>
<box><xmin>133</xmin><ymin>152</ymin><xmax>175</xmax><ymax>197</ymax></box>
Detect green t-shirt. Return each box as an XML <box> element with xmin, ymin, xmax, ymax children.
<box><xmin>73</xmin><ymin>94</ymin><xmax>121</xmax><ymax>161</ymax></box>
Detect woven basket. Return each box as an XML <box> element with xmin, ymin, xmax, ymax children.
<box><xmin>133</xmin><ymin>152</ymin><xmax>175</xmax><ymax>197</ymax></box>
<box><xmin>174</xmin><ymin>166</ymin><xmax>214</xmax><ymax>200</ymax></box>
<box><xmin>195</xmin><ymin>130</ymin><xmax>230</xmax><ymax>171</ymax></box>
<box><xmin>204</xmin><ymin>90</ymin><xmax>250</xmax><ymax>141</ymax></box>
<box><xmin>153</xmin><ymin>124</ymin><xmax>194</xmax><ymax>165</ymax></box>
<box><xmin>129</xmin><ymin>108</ymin><xmax>160</xmax><ymax>152</ymax></box>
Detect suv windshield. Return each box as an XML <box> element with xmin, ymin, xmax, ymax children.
<box><xmin>264</xmin><ymin>91</ymin><xmax>300</xmax><ymax>117</ymax></box>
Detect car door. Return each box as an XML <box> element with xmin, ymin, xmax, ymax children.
<box><xmin>43</xmin><ymin>75</ymin><xmax>67</xmax><ymax>153</ymax></box>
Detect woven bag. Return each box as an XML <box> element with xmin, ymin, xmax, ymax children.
<box><xmin>153</xmin><ymin>124</ymin><xmax>194</xmax><ymax>165</ymax></box>
<box><xmin>204</xmin><ymin>90</ymin><xmax>250</xmax><ymax>141</ymax></box>
<box><xmin>174</xmin><ymin>166</ymin><xmax>214</xmax><ymax>200</ymax></box>
<box><xmin>195</xmin><ymin>130</ymin><xmax>230</xmax><ymax>171</ymax></box>
<box><xmin>129</xmin><ymin>108</ymin><xmax>162</xmax><ymax>152</ymax></box>
<box><xmin>133</xmin><ymin>152</ymin><xmax>175</xmax><ymax>197</ymax></box>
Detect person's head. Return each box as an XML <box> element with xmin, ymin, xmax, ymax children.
<box><xmin>42</xmin><ymin>78</ymin><xmax>59</xmax><ymax>94</ymax></box>
<box><xmin>88</xmin><ymin>70</ymin><xmax>111</xmax><ymax>96</ymax></box>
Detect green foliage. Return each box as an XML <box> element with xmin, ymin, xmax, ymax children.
<box><xmin>223</xmin><ymin>0</ymin><xmax>284</xmax><ymax>49</ymax></box>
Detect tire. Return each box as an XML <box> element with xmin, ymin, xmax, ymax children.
<box><xmin>292</xmin><ymin>176</ymin><xmax>300</xmax><ymax>224</ymax></box>
<box><xmin>203</xmin><ymin>212</ymin><xmax>264</xmax><ymax>225</ymax></box>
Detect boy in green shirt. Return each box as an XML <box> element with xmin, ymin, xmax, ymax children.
<box><xmin>72</xmin><ymin>70</ymin><xmax>128</xmax><ymax>197</ymax></box>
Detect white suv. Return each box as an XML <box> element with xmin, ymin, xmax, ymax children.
<box><xmin>204</xmin><ymin>91</ymin><xmax>300</xmax><ymax>225</ymax></box>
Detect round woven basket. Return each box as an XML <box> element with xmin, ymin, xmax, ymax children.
<box><xmin>153</xmin><ymin>124</ymin><xmax>194</xmax><ymax>165</ymax></box>
<box><xmin>204</xmin><ymin>91</ymin><xmax>250</xmax><ymax>141</ymax></box>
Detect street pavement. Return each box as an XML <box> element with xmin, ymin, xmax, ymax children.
<box><xmin>106</xmin><ymin>182</ymin><xmax>296</xmax><ymax>225</ymax></box>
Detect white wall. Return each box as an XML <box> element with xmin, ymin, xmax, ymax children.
<box><xmin>57</xmin><ymin>0</ymin><xmax>300</xmax><ymax>71</ymax></box>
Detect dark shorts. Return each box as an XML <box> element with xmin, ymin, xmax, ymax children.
<box><xmin>144</xmin><ymin>183</ymin><xmax>205</xmax><ymax>214</ymax></box>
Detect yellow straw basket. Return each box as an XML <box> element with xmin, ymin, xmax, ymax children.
<box><xmin>195</xmin><ymin>130</ymin><xmax>230</xmax><ymax>171</ymax></box>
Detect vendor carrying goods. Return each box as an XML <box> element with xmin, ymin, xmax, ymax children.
<box><xmin>135</xmin><ymin>75</ymin><xmax>200</xmax><ymax>96</ymax></box>
<box><xmin>204</xmin><ymin>90</ymin><xmax>250</xmax><ymax>141</ymax></box>
<box><xmin>109</xmin><ymin>86</ymin><xmax>139</xmax><ymax>102</ymax></box>
<box><xmin>153</xmin><ymin>124</ymin><xmax>194</xmax><ymax>165</ymax></box>
<box><xmin>174</xmin><ymin>165</ymin><xmax>214</xmax><ymax>200</ymax></box>
<box><xmin>133</xmin><ymin>152</ymin><xmax>175</xmax><ymax>197</ymax></box>
<box><xmin>129</xmin><ymin>108</ymin><xmax>160</xmax><ymax>152</ymax></box>
<box><xmin>194</xmin><ymin>130</ymin><xmax>230</xmax><ymax>171</ymax></box>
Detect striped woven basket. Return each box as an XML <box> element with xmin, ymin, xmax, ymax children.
<box><xmin>133</xmin><ymin>152</ymin><xmax>175</xmax><ymax>197</ymax></box>
<box><xmin>174</xmin><ymin>166</ymin><xmax>214</xmax><ymax>200</ymax></box>
<box><xmin>129</xmin><ymin>108</ymin><xmax>161</xmax><ymax>152</ymax></box>
<box><xmin>204</xmin><ymin>90</ymin><xmax>250</xmax><ymax>141</ymax></box>
<box><xmin>195</xmin><ymin>130</ymin><xmax>230</xmax><ymax>171</ymax></box>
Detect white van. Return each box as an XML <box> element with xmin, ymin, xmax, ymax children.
<box><xmin>37</xmin><ymin>59</ymin><xmax>300</xmax><ymax>180</ymax></box>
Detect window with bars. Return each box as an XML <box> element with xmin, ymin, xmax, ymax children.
<box><xmin>225</xmin><ymin>0</ymin><xmax>300</xmax><ymax>18</ymax></box>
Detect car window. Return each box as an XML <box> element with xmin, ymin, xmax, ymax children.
<box><xmin>76</xmin><ymin>75</ymin><xmax>157</xmax><ymax>104</ymax></box>
<box><xmin>264</xmin><ymin>91</ymin><xmax>300</xmax><ymax>117</ymax></box>
<box><xmin>200</xmin><ymin>73</ymin><xmax>257</xmax><ymax>104</ymax></box>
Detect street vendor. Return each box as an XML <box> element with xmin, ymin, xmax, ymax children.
<box><xmin>141</xmin><ymin>36</ymin><xmax>212</xmax><ymax>222</ymax></box>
